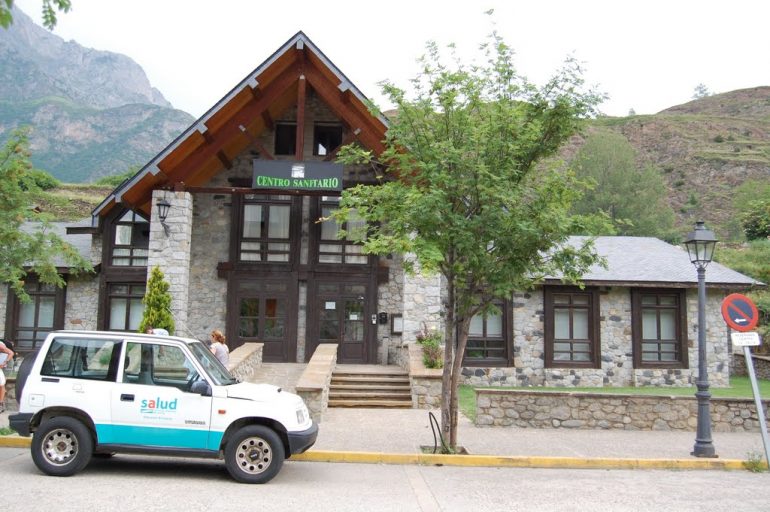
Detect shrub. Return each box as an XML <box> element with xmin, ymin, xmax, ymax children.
<box><xmin>27</xmin><ymin>169</ymin><xmax>60</xmax><ymax>190</ymax></box>
<box><xmin>713</xmin><ymin>135</ymin><xmax>725</xmax><ymax>143</ymax></box>
<box><xmin>416</xmin><ymin>326</ymin><xmax>443</xmax><ymax>369</ymax></box>
<box><xmin>741</xmin><ymin>200</ymin><xmax>770</xmax><ymax>240</ymax></box>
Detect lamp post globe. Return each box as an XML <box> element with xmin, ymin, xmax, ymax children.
<box><xmin>684</xmin><ymin>221</ymin><xmax>718</xmax><ymax>458</ymax></box>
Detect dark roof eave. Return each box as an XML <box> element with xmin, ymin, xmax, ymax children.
<box><xmin>541</xmin><ymin>279</ymin><xmax>764</xmax><ymax>290</ymax></box>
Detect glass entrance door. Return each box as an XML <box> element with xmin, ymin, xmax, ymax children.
<box><xmin>312</xmin><ymin>282</ymin><xmax>369</xmax><ymax>364</ymax></box>
<box><xmin>233</xmin><ymin>280</ymin><xmax>293</xmax><ymax>362</ymax></box>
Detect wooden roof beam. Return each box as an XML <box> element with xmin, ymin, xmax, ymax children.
<box><xmin>324</xmin><ymin>128</ymin><xmax>361</xmax><ymax>161</ymax></box>
<box><xmin>166</xmin><ymin>61</ymin><xmax>300</xmax><ymax>176</ymax></box>
<box><xmin>295</xmin><ymin>45</ymin><xmax>307</xmax><ymax>161</ymax></box>
<box><xmin>304</xmin><ymin>65</ymin><xmax>385</xmax><ymax>155</ymax></box>
<box><xmin>216</xmin><ymin>150</ymin><xmax>233</xmax><ymax>169</ymax></box>
<box><xmin>261</xmin><ymin>111</ymin><xmax>274</xmax><ymax>131</ymax></box>
<box><xmin>199</xmin><ymin>128</ymin><xmax>233</xmax><ymax>170</ymax></box>
<box><xmin>296</xmin><ymin>75</ymin><xmax>307</xmax><ymax>161</ymax></box>
<box><xmin>249</xmin><ymin>85</ymin><xmax>274</xmax><ymax>131</ymax></box>
<box><xmin>238</xmin><ymin>124</ymin><xmax>275</xmax><ymax>160</ymax></box>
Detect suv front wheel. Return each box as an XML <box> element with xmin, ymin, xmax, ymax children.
<box><xmin>224</xmin><ymin>425</ymin><xmax>285</xmax><ymax>484</ymax></box>
<box><xmin>31</xmin><ymin>416</ymin><xmax>94</xmax><ymax>477</ymax></box>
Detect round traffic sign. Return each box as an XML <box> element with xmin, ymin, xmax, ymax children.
<box><xmin>721</xmin><ymin>293</ymin><xmax>759</xmax><ymax>332</ymax></box>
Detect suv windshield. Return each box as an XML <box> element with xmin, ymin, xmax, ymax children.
<box><xmin>189</xmin><ymin>341</ymin><xmax>238</xmax><ymax>386</ymax></box>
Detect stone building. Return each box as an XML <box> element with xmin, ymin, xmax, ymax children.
<box><xmin>0</xmin><ymin>33</ymin><xmax>763</xmax><ymax>387</ymax></box>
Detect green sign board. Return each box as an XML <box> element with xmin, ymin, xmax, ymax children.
<box><xmin>252</xmin><ymin>161</ymin><xmax>343</xmax><ymax>191</ymax></box>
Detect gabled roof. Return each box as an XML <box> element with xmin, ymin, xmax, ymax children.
<box><xmin>22</xmin><ymin>219</ymin><xmax>92</xmax><ymax>269</ymax></box>
<box><xmin>92</xmin><ymin>31</ymin><xmax>389</xmax><ymax>224</ymax></box>
<box><xmin>545</xmin><ymin>236</ymin><xmax>763</xmax><ymax>288</ymax></box>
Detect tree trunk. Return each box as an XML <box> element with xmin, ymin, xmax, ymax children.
<box><xmin>448</xmin><ymin>317</ymin><xmax>470</xmax><ymax>449</ymax></box>
<box><xmin>440</xmin><ymin>267</ymin><xmax>455</xmax><ymax>445</ymax></box>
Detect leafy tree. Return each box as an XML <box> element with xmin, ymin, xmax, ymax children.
<box><xmin>336</xmin><ymin>32</ymin><xmax>602</xmax><ymax>450</ymax></box>
<box><xmin>741</xmin><ymin>200</ymin><xmax>770</xmax><ymax>240</ymax></box>
<box><xmin>139</xmin><ymin>266</ymin><xmax>175</xmax><ymax>335</ymax></box>
<box><xmin>733</xmin><ymin>179</ymin><xmax>770</xmax><ymax>213</ymax></box>
<box><xmin>0</xmin><ymin>129</ymin><xmax>91</xmax><ymax>301</ymax></box>
<box><xmin>0</xmin><ymin>0</ymin><xmax>71</xmax><ymax>29</ymax></box>
<box><xmin>692</xmin><ymin>83</ymin><xmax>711</xmax><ymax>99</ymax></box>
<box><xmin>570</xmin><ymin>131</ymin><xmax>677</xmax><ymax>240</ymax></box>
<box><xmin>715</xmin><ymin>240</ymin><xmax>770</xmax><ymax>345</ymax></box>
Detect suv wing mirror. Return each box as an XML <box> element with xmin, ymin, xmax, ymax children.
<box><xmin>190</xmin><ymin>380</ymin><xmax>212</xmax><ymax>396</ymax></box>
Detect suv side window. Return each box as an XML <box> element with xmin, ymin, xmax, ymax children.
<box><xmin>122</xmin><ymin>342</ymin><xmax>199</xmax><ymax>391</ymax></box>
<box><xmin>41</xmin><ymin>337</ymin><xmax>120</xmax><ymax>382</ymax></box>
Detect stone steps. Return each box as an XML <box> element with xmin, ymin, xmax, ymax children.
<box><xmin>328</xmin><ymin>367</ymin><xmax>412</xmax><ymax>409</ymax></box>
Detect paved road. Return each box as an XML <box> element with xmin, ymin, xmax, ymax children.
<box><xmin>1</xmin><ymin>448</ymin><xmax>765</xmax><ymax>512</ymax></box>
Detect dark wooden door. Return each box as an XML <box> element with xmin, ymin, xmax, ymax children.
<box><xmin>230</xmin><ymin>279</ymin><xmax>296</xmax><ymax>362</ymax></box>
<box><xmin>308</xmin><ymin>280</ymin><xmax>372</xmax><ymax>364</ymax></box>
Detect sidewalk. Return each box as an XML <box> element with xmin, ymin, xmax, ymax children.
<box><xmin>311</xmin><ymin>406</ymin><xmax>764</xmax><ymax>461</ymax></box>
<box><xmin>1</xmin><ymin>363</ymin><xmax>766</xmax><ymax>471</ymax></box>
<box><xmin>251</xmin><ymin>363</ymin><xmax>766</xmax><ymax>464</ymax></box>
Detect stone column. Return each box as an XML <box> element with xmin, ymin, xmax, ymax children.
<box><xmin>147</xmin><ymin>190</ymin><xmax>193</xmax><ymax>336</ymax></box>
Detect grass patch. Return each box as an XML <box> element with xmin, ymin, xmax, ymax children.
<box><xmin>459</xmin><ymin>377</ymin><xmax>770</xmax><ymax>421</ymax></box>
<box><xmin>0</xmin><ymin>427</ymin><xmax>16</xmax><ymax>436</ymax></box>
<box><xmin>459</xmin><ymin>385</ymin><xmax>476</xmax><ymax>421</ymax></box>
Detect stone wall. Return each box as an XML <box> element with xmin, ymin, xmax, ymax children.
<box><xmin>186</xmin><ymin>177</ymin><xmax>232</xmax><ymax>341</ymax></box>
<box><xmin>64</xmin><ymin>274</ymin><xmax>99</xmax><ymax>330</ymax></box>
<box><xmin>226</xmin><ymin>342</ymin><xmax>263</xmax><ymax>382</ymax></box>
<box><xmin>732</xmin><ymin>353</ymin><xmax>770</xmax><ymax>380</ymax></box>
<box><xmin>381</xmin><ymin>256</ymin><xmax>405</xmax><ymax>365</ymax></box>
<box><xmin>408</xmin><ymin>343</ymin><xmax>443</xmax><ymax>409</ymax></box>
<box><xmin>461</xmin><ymin>286</ymin><xmax>731</xmax><ymax>389</ymax></box>
<box><xmin>475</xmin><ymin>389</ymin><xmax>770</xmax><ymax>432</ymax></box>
<box><xmin>401</xmin><ymin>259</ymin><xmax>443</xmax><ymax>343</ymax></box>
<box><xmin>295</xmin><ymin>344</ymin><xmax>337</xmax><ymax>422</ymax></box>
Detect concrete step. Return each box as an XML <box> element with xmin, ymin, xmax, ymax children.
<box><xmin>331</xmin><ymin>375</ymin><xmax>410</xmax><ymax>385</ymax></box>
<box><xmin>329</xmin><ymin>390</ymin><xmax>412</xmax><ymax>399</ymax></box>
<box><xmin>328</xmin><ymin>399</ymin><xmax>413</xmax><ymax>408</ymax></box>
<box><xmin>331</xmin><ymin>384</ymin><xmax>412</xmax><ymax>392</ymax></box>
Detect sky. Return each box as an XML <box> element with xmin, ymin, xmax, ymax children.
<box><xmin>14</xmin><ymin>0</ymin><xmax>770</xmax><ymax>119</ymax></box>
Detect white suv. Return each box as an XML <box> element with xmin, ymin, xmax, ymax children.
<box><xmin>10</xmin><ymin>331</ymin><xmax>317</xmax><ymax>484</ymax></box>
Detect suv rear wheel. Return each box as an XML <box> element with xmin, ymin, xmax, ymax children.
<box><xmin>31</xmin><ymin>416</ymin><xmax>94</xmax><ymax>477</ymax></box>
<box><xmin>224</xmin><ymin>425</ymin><xmax>284</xmax><ymax>484</ymax></box>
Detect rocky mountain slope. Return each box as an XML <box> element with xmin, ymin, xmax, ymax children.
<box><xmin>0</xmin><ymin>6</ymin><xmax>194</xmax><ymax>182</ymax></box>
<box><xmin>584</xmin><ymin>86</ymin><xmax>770</xmax><ymax>239</ymax></box>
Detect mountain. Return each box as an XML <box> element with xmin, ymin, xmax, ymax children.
<box><xmin>583</xmin><ymin>87</ymin><xmax>770</xmax><ymax>239</ymax></box>
<box><xmin>0</xmin><ymin>6</ymin><xmax>194</xmax><ymax>182</ymax></box>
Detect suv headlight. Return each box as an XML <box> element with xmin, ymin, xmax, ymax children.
<box><xmin>296</xmin><ymin>405</ymin><xmax>308</xmax><ymax>424</ymax></box>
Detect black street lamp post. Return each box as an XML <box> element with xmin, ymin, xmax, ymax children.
<box><xmin>684</xmin><ymin>221</ymin><xmax>718</xmax><ymax>458</ymax></box>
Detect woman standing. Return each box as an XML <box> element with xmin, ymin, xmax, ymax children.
<box><xmin>209</xmin><ymin>329</ymin><xmax>229</xmax><ymax>366</ymax></box>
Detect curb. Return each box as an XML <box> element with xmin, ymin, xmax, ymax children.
<box><xmin>292</xmin><ymin>450</ymin><xmax>755</xmax><ymax>471</ymax></box>
<box><xmin>0</xmin><ymin>436</ymin><xmax>758</xmax><ymax>471</ymax></box>
<box><xmin>0</xmin><ymin>436</ymin><xmax>31</xmax><ymax>448</ymax></box>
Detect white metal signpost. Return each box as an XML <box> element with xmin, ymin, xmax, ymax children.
<box><xmin>723</xmin><ymin>294</ymin><xmax>769</xmax><ymax>468</ymax></box>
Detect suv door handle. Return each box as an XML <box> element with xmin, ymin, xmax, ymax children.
<box><xmin>120</xmin><ymin>394</ymin><xmax>135</xmax><ymax>402</ymax></box>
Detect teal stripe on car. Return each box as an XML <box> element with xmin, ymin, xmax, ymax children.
<box><xmin>96</xmin><ymin>424</ymin><xmax>224</xmax><ymax>451</ymax></box>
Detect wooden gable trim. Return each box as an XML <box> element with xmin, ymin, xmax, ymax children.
<box><xmin>162</xmin><ymin>61</ymin><xmax>301</xmax><ymax>181</ymax></box>
<box><xmin>303</xmin><ymin>63</ymin><xmax>386</xmax><ymax>155</ymax></box>
<box><xmin>94</xmin><ymin>32</ymin><xmax>390</xmax><ymax>223</ymax></box>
